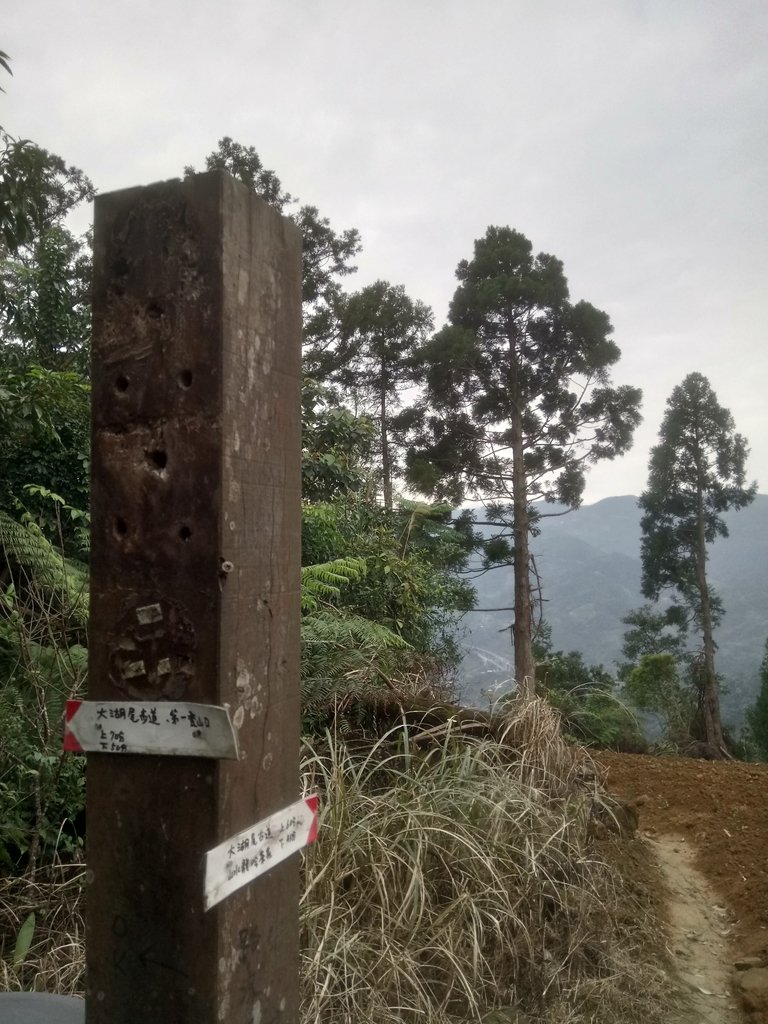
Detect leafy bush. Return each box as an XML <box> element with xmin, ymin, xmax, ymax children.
<box><xmin>0</xmin><ymin>365</ymin><xmax>90</xmax><ymax>552</ymax></box>
<box><xmin>0</xmin><ymin>608</ymin><xmax>86</xmax><ymax>869</ymax></box>
<box><xmin>622</xmin><ymin>653</ymin><xmax>695</xmax><ymax>748</ymax></box>
<box><xmin>0</xmin><ymin>510</ymin><xmax>88</xmax><ymax>869</ymax></box>
<box><xmin>301</xmin><ymin>497</ymin><xmax>474</xmax><ymax>689</ymax></box>
<box><xmin>746</xmin><ymin>639</ymin><xmax>768</xmax><ymax>761</ymax></box>
<box><xmin>535</xmin><ymin>645</ymin><xmax>646</xmax><ymax>752</ymax></box>
<box><xmin>547</xmin><ymin>685</ymin><xmax>647</xmax><ymax>753</ymax></box>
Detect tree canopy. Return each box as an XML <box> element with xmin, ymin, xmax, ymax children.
<box><xmin>0</xmin><ymin>134</ymin><xmax>94</xmax><ymax>373</ymax></box>
<box><xmin>318</xmin><ymin>280</ymin><xmax>433</xmax><ymax>509</ymax></box>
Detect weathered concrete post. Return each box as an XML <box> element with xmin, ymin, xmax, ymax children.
<box><xmin>87</xmin><ymin>171</ymin><xmax>302</xmax><ymax>1023</ymax></box>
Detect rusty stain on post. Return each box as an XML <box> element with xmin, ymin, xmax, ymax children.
<box><xmin>87</xmin><ymin>171</ymin><xmax>302</xmax><ymax>1023</ymax></box>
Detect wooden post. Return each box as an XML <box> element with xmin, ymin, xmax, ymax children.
<box><xmin>87</xmin><ymin>171</ymin><xmax>302</xmax><ymax>1023</ymax></box>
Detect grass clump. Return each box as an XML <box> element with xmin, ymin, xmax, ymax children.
<box><xmin>0</xmin><ymin>863</ymin><xmax>84</xmax><ymax>994</ymax></box>
<box><xmin>301</xmin><ymin>697</ymin><xmax>674</xmax><ymax>1023</ymax></box>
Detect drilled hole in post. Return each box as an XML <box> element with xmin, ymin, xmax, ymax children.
<box><xmin>177</xmin><ymin>369</ymin><xmax>193</xmax><ymax>389</ymax></box>
<box><xmin>147</xmin><ymin>302</ymin><xmax>163</xmax><ymax>320</ymax></box>
<box><xmin>146</xmin><ymin>450</ymin><xmax>168</xmax><ymax>471</ymax></box>
<box><xmin>179</xmin><ymin>526</ymin><xmax>192</xmax><ymax>542</ymax></box>
<box><xmin>115</xmin><ymin>517</ymin><xmax>128</xmax><ymax>538</ymax></box>
<box><xmin>115</xmin><ymin>375</ymin><xmax>130</xmax><ymax>393</ymax></box>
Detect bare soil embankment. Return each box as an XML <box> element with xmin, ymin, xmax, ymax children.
<box><xmin>595</xmin><ymin>751</ymin><xmax>768</xmax><ymax>1022</ymax></box>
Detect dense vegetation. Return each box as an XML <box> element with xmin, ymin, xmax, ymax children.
<box><xmin>0</xmin><ymin>128</ymin><xmax>483</xmax><ymax>868</ymax></box>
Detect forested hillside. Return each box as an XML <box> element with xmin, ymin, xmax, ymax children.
<box><xmin>462</xmin><ymin>494</ymin><xmax>768</xmax><ymax>723</ymax></box>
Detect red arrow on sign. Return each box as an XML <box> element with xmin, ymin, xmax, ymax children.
<box><xmin>63</xmin><ymin>700</ymin><xmax>84</xmax><ymax>752</ymax></box>
<box><xmin>62</xmin><ymin>699</ymin><xmax>239</xmax><ymax>758</ymax></box>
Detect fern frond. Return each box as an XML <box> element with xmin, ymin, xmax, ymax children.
<box><xmin>301</xmin><ymin>557</ymin><xmax>366</xmax><ymax>612</ymax></box>
<box><xmin>0</xmin><ymin>510</ymin><xmax>88</xmax><ymax>629</ymax></box>
<box><xmin>301</xmin><ymin>609</ymin><xmax>412</xmax><ymax>726</ymax></box>
<box><xmin>302</xmin><ymin>610</ymin><xmax>409</xmax><ymax>659</ymax></box>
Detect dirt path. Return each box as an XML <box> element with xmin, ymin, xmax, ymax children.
<box><xmin>652</xmin><ymin>835</ymin><xmax>740</xmax><ymax>1022</ymax></box>
<box><xmin>594</xmin><ymin>751</ymin><xmax>768</xmax><ymax>1023</ymax></box>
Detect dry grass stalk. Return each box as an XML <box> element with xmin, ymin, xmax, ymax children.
<box><xmin>0</xmin><ymin>862</ymin><xmax>84</xmax><ymax>995</ymax></box>
<box><xmin>300</xmin><ymin>698</ymin><xmax>676</xmax><ymax>1024</ymax></box>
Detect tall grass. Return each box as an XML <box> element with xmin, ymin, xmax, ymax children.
<box><xmin>300</xmin><ymin>698</ymin><xmax>674</xmax><ymax>1023</ymax></box>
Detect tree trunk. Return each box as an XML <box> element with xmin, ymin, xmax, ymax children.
<box><xmin>380</xmin><ymin>358</ymin><xmax>392</xmax><ymax>511</ymax></box>
<box><xmin>511</xmin><ymin>414</ymin><xmax>535</xmax><ymax>699</ymax></box>
<box><xmin>506</xmin><ymin>321</ymin><xmax>534</xmax><ymax>699</ymax></box>
<box><xmin>695</xmin><ymin>486</ymin><xmax>726</xmax><ymax>754</ymax></box>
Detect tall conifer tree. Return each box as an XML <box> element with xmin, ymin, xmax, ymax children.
<box><xmin>408</xmin><ymin>227</ymin><xmax>641</xmax><ymax>697</ymax></box>
<box><xmin>327</xmin><ymin>281</ymin><xmax>433</xmax><ymax>509</ymax></box>
<box><xmin>639</xmin><ymin>373</ymin><xmax>755</xmax><ymax>754</ymax></box>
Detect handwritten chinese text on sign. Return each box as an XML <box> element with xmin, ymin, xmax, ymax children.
<box><xmin>63</xmin><ymin>699</ymin><xmax>239</xmax><ymax>759</ymax></box>
<box><xmin>204</xmin><ymin>796</ymin><xmax>319</xmax><ymax>910</ymax></box>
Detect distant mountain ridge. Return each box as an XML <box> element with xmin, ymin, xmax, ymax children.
<box><xmin>459</xmin><ymin>494</ymin><xmax>768</xmax><ymax>725</ymax></box>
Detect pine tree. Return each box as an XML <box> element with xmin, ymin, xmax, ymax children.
<box><xmin>639</xmin><ymin>373</ymin><xmax>756</xmax><ymax>755</ymax></box>
<box><xmin>320</xmin><ymin>281</ymin><xmax>433</xmax><ymax>509</ymax></box>
<box><xmin>408</xmin><ymin>227</ymin><xmax>641</xmax><ymax>697</ymax></box>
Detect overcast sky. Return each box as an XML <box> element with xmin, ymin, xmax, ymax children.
<box><xmin>5</xmin><ymin>1</ymin><xmax>767</xmax><ymax>503</ymax></box>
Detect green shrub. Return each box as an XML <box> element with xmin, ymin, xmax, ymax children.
<box><xmin>0</xmin><ymin>629</ymin><xmax>86</xmax><ymax>869</ymax></box>
<box><xmin>0</xmin><ymin>511</ymin><xmax>88</xmax><ymax>869</ymax></box>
